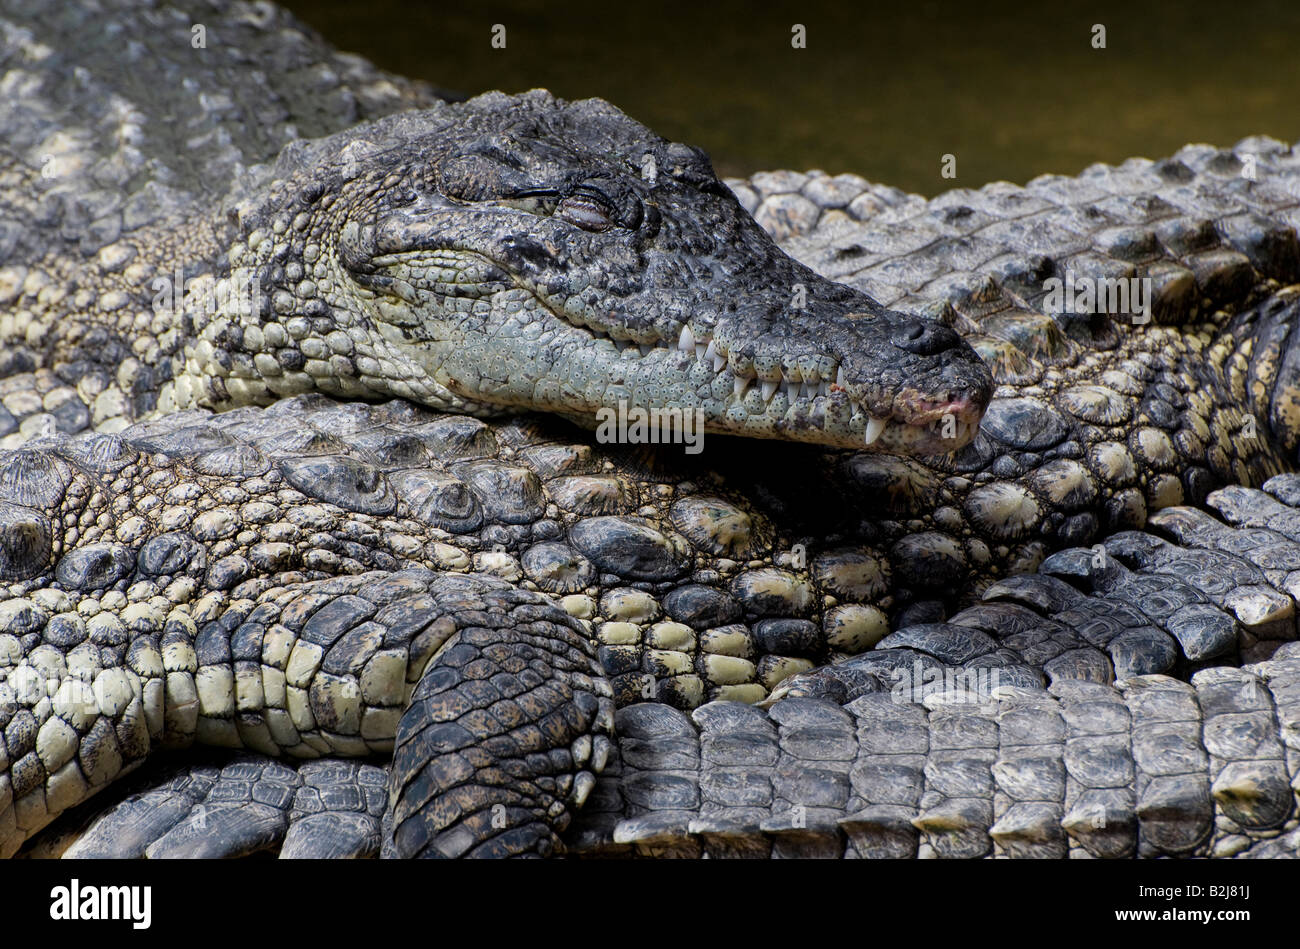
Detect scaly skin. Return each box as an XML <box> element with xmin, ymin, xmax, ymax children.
<box><xmin>564</xmin><ymin>654</ymin><xmax>1300</xmax><ymax>860</ymax></box>
<box><xmin>30</xmin><ymin>477</ymin><xmax>1300</xmax><ymax>860</ymax></box>
<box><xmin>0</xmin><ymin>4</ymin><xmax>990</xmax><ymax>453</ymax></box>
<box><xmin>565</xmin><ymin>482</ymin><xmax>1300</xmax><ymax>860</ymax></box>
<box><xmin>3</xmin><ymin>0</ymin><xmax>1300</xmax><ymax>858</ymax></box>
<box><xmin>5</xmin><ymin>407</ymin><xmax>1300</xmax><ymax>858</ymax></box>
<box><xmin>0</xmin><ymin>564</ymin><xmax>613</xmax><ymax>858</ymax></box>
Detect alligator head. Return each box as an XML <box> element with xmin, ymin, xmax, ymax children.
<box><xmin>206</xmin><ymin>90</ymin><xmax>992</xmax><ymax>453</ymax></box>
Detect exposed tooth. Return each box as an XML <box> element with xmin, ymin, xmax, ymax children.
<box><xmin>836</xmin><ymin>367</ymin><xmax>846</xmax><ymax>387</ymax></box>
<box><xmin>818</xmin><ymin>380</ymin><xmax>830</xmax><ymax>398</ymax></box>
<box><xmin>695</xmin><ymin>343</ymin><xmax>707</xmax><ymax>359</ymax></box>
<box><xmin>733</xmin><ymin>375</ymin><xmax>751</xmax><ymax>399</ymax></box>
<box><xmin>780</xmin><ymin>378</ymin><xmax>793</xmax><ymax>399</ymax></box>
<box><xmin>678</xmin><ymin>325</ymin><xmax>696</xmax><ymax>352</ymax></box>
<box><xmin>704</xmin><ymin>340</ymin><xmax>717</xmax><ymax>362</ymax></box>
<box><xmin>865</xmin><ymin>416</ymin><xmax>888</xmax><ymax>445</ymax></box>
<box><xmin>761</xmin><ymin>380</ymin><xmax>778</xmax><ymax>401</ymax></box>
<box><xmin>713</xmin><ymin>354</ymin><xmax>726</xmax><ymax>372</ymax></box>
<box><xmin>799</xmin><ymin>381</ymin><xmax>814</xmax><ymax>401</ymax></box>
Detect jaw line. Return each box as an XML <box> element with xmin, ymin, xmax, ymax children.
<box><xmin>359</xmin><ymin>247</ymin><xmax>986</xmax><ymax>453</ymax></box>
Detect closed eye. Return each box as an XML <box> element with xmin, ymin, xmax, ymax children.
<box><xmin>556</xmin><ymin>192</ymin><xmax>615</xmax><ymax>232</ymax></box>
<box><xmin>502</xmin><ymin>186</ymin><xmax>619</xmax><ymax>232</ymax></box>
<box><xmin>499</xmin><ymin>188</ymin><xmax>560</xmax><ymax>216</ymax></box>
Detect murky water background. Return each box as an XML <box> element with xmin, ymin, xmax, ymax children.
<box><xmin>283</xmin><ymin>0</ymin><xmax>1300</xmax><ymax>195</ymax></box>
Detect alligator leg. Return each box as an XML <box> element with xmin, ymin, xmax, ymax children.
<box><xmin>385</xmin><ymin>582</ymin><xmax>615</xmax><ymax>858</ymax></box>
<box><xmin>0</xmin><ymin>563</ymin><xmax>612</xmax><ymax>859</ymax></box>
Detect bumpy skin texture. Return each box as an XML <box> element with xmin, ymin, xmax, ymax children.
<box><xmin>564</xmin><ymin>650</ymin><xmax>1300</xmax><ymax>860</ymax></box>
<box><xmin>7</xmin><ymin>407</ymin><xmax>1300</xmax><ymax>858</ymax></box>
<box><xmin>26</xmin><ymin>475</ymin><xmax>1300</xmax><ymax>859</ymax></box>
<box><xmin>0</xmin><ymin>2</ymin><xmax>991</xmax><ymax>455</ymax></box>
<box><xmin>384</xmin><ymin>579</ymin><xmax>613</xmax><ymax>858</ymax></box>
<box><xmin>32</xmin><ymin>756</ymin><xmax>390</xmax><ymax>859</ymax></box>
<box><xmin>0</xmin><ymin>559</ymin><xmax>613</xmax><ymax>858</ymax></box>
<box><xmin>780</xmin><ymin>476</ymin><xmax>1300</xmax><ymax>702</ymax></box>
<box><xmin>739</xmin><ymin>145</ymin><xmax>1300</xmax><ymax>505</ymax></box>
<box><xmin>4</xmin><ymin>0</ymin><xmax>1300</xmax><ymax>858</ymax></box>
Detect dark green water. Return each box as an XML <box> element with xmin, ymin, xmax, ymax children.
<box><xmin>283</xmin><ymin>0</ymin><xmax>1300</xmax><ymax>195</ymax></box>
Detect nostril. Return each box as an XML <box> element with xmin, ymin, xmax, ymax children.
<box><xmin>892</xmin><ymin>321</ymin><xmax>959</xmax><ymax>356</ymax></box>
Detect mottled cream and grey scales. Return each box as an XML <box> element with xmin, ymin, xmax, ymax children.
<box><xmin>2</xmin><ymin>0</ymin><xmax>1300</xmax><ymax>860</ymax></box>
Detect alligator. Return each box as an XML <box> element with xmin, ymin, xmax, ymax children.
<box><xmin>3</xmin><ymin>0</ymin><xmax>1300</xmax><ymax>858</ymax></box>
<box><xmin>8</xmin><ymin>399</ymin><xmax>1300</xmax><ymax>861</ymax></box>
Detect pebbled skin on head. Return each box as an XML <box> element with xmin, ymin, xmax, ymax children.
<box><xmin>155</xmin><ymin>91</ymin><xmax>992</xmax><ymax>453</ymax></box>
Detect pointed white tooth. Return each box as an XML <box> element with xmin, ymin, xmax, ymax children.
<box><xmin>707</xmin><ymin>338</ymin><xmax>728</xmax><ymax>371</ymax></box>
<box><xmin>780</xmin><ymin>378</ymin><xmax>793</xmax><ymax>399</ymax></box>
<box><xmin>799</xmin><ymin>381</ymin><xmax>814</xmax><ymax>401</ymax></box>
<box><xmin>818</xmin><ymin>380</ymin><xmax>830</xmax><ymax>398</ymax></box>
<box><xmin>695</xmin><ymin>343</ymin><xmax>707</xmax><ymax>359</ymax></box>
<box><xmin>678</xmin><ymin>325</ymin><xmax>695</xmax><ymax>352</ymax></box>
<box><xmin>761</xmin><ymin>380</ymin><xmax>778</xmax><ymax>401</ymax></box>
<box><xmin>733</xmin><ymin>375</ymin><xmax>751</xmax><ymax>398</ymax></box>
<box><xmin>836</xmin><ymin>366</ymin><xmax>846</xmax><ymax>387</ymax></box>
<box><xmin>865</xmin><ymin>415</ymin><xmax>888</xmax><ymax>446</ymax></box>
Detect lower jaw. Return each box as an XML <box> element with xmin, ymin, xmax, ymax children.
<box><xmin>719</xmin><ymin>402</ymin><xmax>983</xmax><ymax>454</ymax></box>
<box><xmin>581</xmin><ymin>412</ymin><xmax>981</xmax><ymax>455</ymax></box>
<box><xmin>508</xmin><ymin>344</ymin><xmax>990</xmax><ymax>453</ymax></box>
<box><xmin>557</xmin><ymin>395</ymin><xmax>983</xmax><ymax>454</ymax></box>
<box><xmin>764</xmin><ymin>419</ymin><xmax>979</xmax><ymax>454</ymax></box>
<box><xmin>457</xmin><ymin>359</ymin><xmax>985</xmax><ymax>453</ymax></box>
<box><xmin>889</xmin><ymin>418</ymin><xmax>980</xmax><ymax>455</ymax></box>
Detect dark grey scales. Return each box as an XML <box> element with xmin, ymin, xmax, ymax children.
<box><xmin>2</xmin><ymin>0</ymin><xmax>1300</xmax><ymax>859</ymax></box>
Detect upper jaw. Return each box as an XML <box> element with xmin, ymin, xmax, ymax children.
<box><xmin>483</xmin><ymin>302</ymin><xmax>993</xmax><ymax>454</ymax></box>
